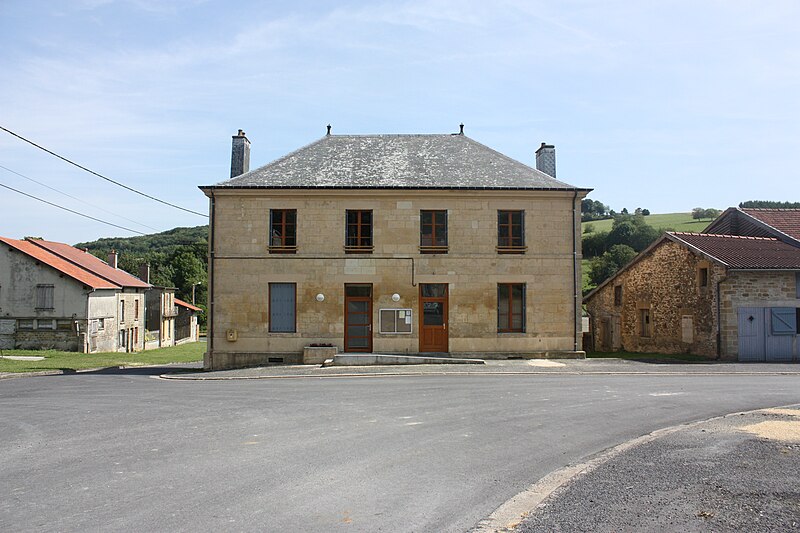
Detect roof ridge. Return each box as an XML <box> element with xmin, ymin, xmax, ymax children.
<box><xmin>741</xmin><ymin>208</ymin><xmax>800</xmax><ymax>211</ymax></box>
<box><xmin>670</xmin><ymin>231</ymin><xmax>779</xmax><ymax>241</ymax></box>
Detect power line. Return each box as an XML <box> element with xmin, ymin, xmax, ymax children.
<box><xmin>0</xmin><ymin>125</ymin><xmax>207</xmax><ymax>217</ymax></box>
<box><xmin>0</xmin><ymin>181</ymin><xmax>147</xmax><ymax>235</ymax></box>
<box><xmin>0</xmin><ymin>163</ymin><xmax>160</xmax><ymax>232</ymax></box>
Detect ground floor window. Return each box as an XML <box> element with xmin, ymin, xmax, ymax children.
<box><xmin>498</xmin><ymin>283</ymin><xmax>525</xmax><ymax>332</ymax></box>
<box><xmin>269</xmin><ymin>283</ymin><xmax>296</xmax><ymax>332</ymax></box>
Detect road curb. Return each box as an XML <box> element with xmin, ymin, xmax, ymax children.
<box><xmin>158</xmin><ymin>370</ymin><xmax>800</xmax><ymax>380</ymax></box>
<box><xmin>471</xmin><ymin>402</ymin><xmax>800</xmax><ymax>532</ymax></box>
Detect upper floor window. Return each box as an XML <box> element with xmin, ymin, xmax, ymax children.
<box><xmin>614</xmin><ymin>285</ymin><xmax>623</xmax><ymax>307</ymax></box>
<box><xmin>497</xmin><ymin>210</ymin><xmax>525</xmax><ymax>254</ymax></box>
<box><xmin>698</xmin><ymin>267</ymin><xmax>709</xmax><ymax>288</ymax></box>
<box><xmin>345</xmin><ymin>210</ymin><xmax>373</xmax><ymax>253</ymax></box>
<box><xmin>269</xmin><ymin>209</ymin><xmax>297</xmax><ymax>254</ymax></box>
<box><xmin>35</xmin><ymin>284</ymin><xmax>54</xmax><ymax>310</ymax></box>
<box><xmin>420</xmin><ymin>210</ymin><xmax>448</xmax><ymax>253</ymax></box>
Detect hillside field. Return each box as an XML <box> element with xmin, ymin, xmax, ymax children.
<box><xmin>581</xmin><ymin>212</ymin><xmax>714</xmax><ymax>234</ymax></box>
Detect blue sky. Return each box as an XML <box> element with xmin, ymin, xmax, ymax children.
<box><xmin>1</xmin><ymin>0</ymin><xmax>798</xmax><ymax>244</ymax></box>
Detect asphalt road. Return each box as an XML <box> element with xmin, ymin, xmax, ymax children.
<box><xmin>3</xmin><ymin>368</ymin><xmax>800</xmax><ymax>532</ymax></box>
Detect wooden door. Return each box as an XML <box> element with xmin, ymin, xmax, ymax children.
<box><xmin>344</xmin><ymin>284</ymin><xmax>372</xmax><ymax>352</ymax></box>
<box><xmin>419</xmin><ymin>283</ymin><xmax>448</xmax><ymax>352</ymax></box>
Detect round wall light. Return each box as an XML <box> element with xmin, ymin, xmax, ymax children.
<box><xmin>315</xmin><ymin>293</ymin><xmax>325</xmax><ymax>302</ymax></box>
<box><xmin>391</xmin><ymin>293</ymin><xmax>401</xmax><ymax>302</ymax></box>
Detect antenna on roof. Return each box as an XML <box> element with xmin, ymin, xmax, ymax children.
<box><xmin>459</xmin><ymin>123</ymin><xmax>464</xmax><ymax>135</ymax></box>
<box><xmin>326</xmin><ymin>124</ymin><xmax>332</xmax><ymax>136</ymax></box>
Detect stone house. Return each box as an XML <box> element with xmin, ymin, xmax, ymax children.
<box><xmin>0</xmin><ymin>237</ymin><xmax>149</xmax><ymax>352</ymax></box>
<box><xmin>174</xmin><ymin>298</ymin><xmax>201</xmax><ymax>344</ymax></box>
<box><xmin>583</xmin><ymin>231</ymin><xmax>800</xmax><ymax>361</ymax></box>
<box><xmin>199</xmin><ymin>127</ymin><xmax>590</xmax><ymax>370</ymax></box>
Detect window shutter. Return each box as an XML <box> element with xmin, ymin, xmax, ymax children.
<box><xmin>270</xmin><ymin>284</ymin><xmax>296</xmax><ymax>332</ymax></box>
<box><xmin>770</xmin><ymin>308</ymin><xmax>797</xmax><ymax>335</ymax></box>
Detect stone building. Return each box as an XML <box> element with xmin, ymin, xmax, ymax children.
<box><xmin>584</xmin><ymin>232</ymin><xmax>800</xmax><ymax>361</ymax></box>
<box><xmin>199</xmin><ymin>128</ymin><xmax>590</xmax><ymax>370</ymax></box>
<box><xmin>0</xmin><ymin>237</ymin><xmax>149</xmax><ymax>352</ymax></box>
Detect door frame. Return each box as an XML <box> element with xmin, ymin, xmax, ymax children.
<box><xmin>344</xmin><ymin>284</ymin><xmax>373</xmax><ymax>352</ymax></box>
<box><xmin>419</xmin><ymin>283</ymin><xmax>449</xmax><ymax>352</ymax></box>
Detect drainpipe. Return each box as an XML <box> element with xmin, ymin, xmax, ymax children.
<box><xmin>572</xmin><ymin>191</ymin><xmax>579</xmax><ymax>352</ymax></box>
<box><xmin>208</xmin><ymin>192</ymin><xmax>215</xmax><ymax>368</ymax></box>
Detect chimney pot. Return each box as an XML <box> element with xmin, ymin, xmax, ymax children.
<box><xmin>459</xmin><ymin>123</ymin><xmax>464</xmax><ymax>135</ymax></box>
<box><xmin>230</xmin><ymin>129</ymin><xmax>251</xmax><ymax>178</ymax></box>
<box><xmin>138</xmin><ymin>262</ymin><xmax>150</xmax><ymax>284</ymax></box>
<box><xmin>535</xmin><ymin>142</ymin><xmax>556</xmax><ymax>178</ymax></box>
<box><xmin>326</xmin><ymin>124</ymin><xmax>332</xmax><ymax>136</ymax></box>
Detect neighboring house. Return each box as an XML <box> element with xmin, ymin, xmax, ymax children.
<box><xmin>583</xmin><ymin>232</ymin><xmax>800</xmax><ymax>361</ymax></box>
<box><xmin>0</xmin><ymin>237</ymin><xmax>150</xmax><ymax>352</ymax></box>
<box><xmin>139</xmin><ymin>264</ymin><xmax>178</xmax><ymax>350</ymax></box>
<box><xmin>703</xmin><ymin>207</ymin><xmax>800</xmax><ymax>247</ymax></box>
<box><xmin>199</xmin><ymin>128</ymin><xmax>590</xmax><ymax>370</ymax></box>
<box><xmin>174</xmin><ymin>298</ymin><xmax>201</xmax><ymax>344</ymax></box>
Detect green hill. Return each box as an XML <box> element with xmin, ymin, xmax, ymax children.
<box><xmin>582</xmin><ymin>212</ymin><xmax>713</xmax><ymax>234</ymax></box>
<box><xmin>75</xmin><ymin>225</ymin><xmax>208</xmax><ymax>257</ymax></box>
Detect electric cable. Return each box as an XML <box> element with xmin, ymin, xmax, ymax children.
<box><xmin>0</xmin><ymin>181</ymin><xmax>146</xmax><ymax>235</ymax></box>
<box><xmin>0</xmin><ymin>125</ymin><xmax>207</xmax><ymax>217</ymax></box>
<box><xmin>0</xmin><ymin>163</ymin><xmax>160</xmax><ymax>232</ymax></box>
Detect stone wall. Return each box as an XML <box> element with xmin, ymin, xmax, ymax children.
<box><xmin>206</xmin><ymin>189</ymin><xmax>585</xmax><ymax>369</ymax></box>
<box><xmin>585</xmin><ymin>239</ymin><xmax>720</xmax><ymax>357</ymax></box>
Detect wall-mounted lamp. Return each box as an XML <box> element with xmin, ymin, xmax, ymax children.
<box><xmin>316</xmin><ymin>293</ymin><xmax>325</xmax><ymax>302</ymax></box>
<box><xmin>391</xmin><ymin>293</ymin><xmax>401</xmax><ymax>302</ymax></box>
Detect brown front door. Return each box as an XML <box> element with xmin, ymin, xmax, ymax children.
<box><xmin>344</xmin><ymin>284</ymin><xmax>372</xmax><ymax>352</ymax></box>
<box><xmin>419</xmin><ymin>283</ymin><xmax>448</xmax><ymax>352</ymax></box>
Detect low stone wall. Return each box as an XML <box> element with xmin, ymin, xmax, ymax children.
<box><xmin>15</xmin><ymin>330</ymin><xmax>79</xmax><ymax>351</ymax></box>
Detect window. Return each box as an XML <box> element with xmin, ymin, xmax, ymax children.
<box><xmin>120</xmin><ymin>300</ymin><xmax>125</xmax><ymax>322</ymax></box>
<box><xmin>134</xmin><ymin>299</ymin><xmax>140</xmax><ymax>320</ymax></box>
<box><xmin>498</xmin><ymin>283</ymin><xmax>525</xmax><ymax>332</ymax></box>
<box><xmin>796</xmin><ymin>272</ymin><xmax>800</xmax><ymax>298</ymax></box>
<box><xmin>57</xmin><ymin>320</ymin><xmax>73</xmax><ymax>331</ymax></box>
<box><xmin>97</xmin><ymin>318</ymin><xmax>105</xmax><ymax>331</ymax></box>
<box><xmin>699</xmin><ymin>267</ymin><xmax>709</xmax><ymax>288</ymax></box>
<box><xmin>345</xmin><ymin>210</ymin><xmax>373</xmax><ymax>253</ymax></box>
<box><xmin>640</xmin><ymin>308</ymin><xmax>651</xmax><ymax>337</ymax></box>
<box><xmin>17</xmin><ymin>319</ymin><xmax>34</xmax><ymax>330</ymax></box>
<box><xmin>36</xmin><ymin>319</ymin><xmax>55</xmax><ymax>330</ymax></box>
<box><xmin>497</xmin><ymin>210</ymin><xmax>525</xmax><ymax>253</ymax></box>
<box><xmin>269</xmin><ymin>209</ymin><xmax>297</xmax><ymax>253</ymax></box>
<box><xmin>269</xmin><ymin>283</ymin><xmax>296</xmax><ymax>333</ymax></box>
<box><xmin>614</xmin><ymin>285</ymin><xmax>623</xmax><ymax>307</ymax></box>
<box><xmin>420</xmin><ymin>210</ymin><xmax>447</xmax><ymax>253</ymax></box>
<box><xmin>35</xmin><ymin>284</ymin><xmax>54</xmax><ymax>309</ymax></box>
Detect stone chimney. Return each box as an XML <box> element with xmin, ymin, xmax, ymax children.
<box><xmin>108</xmin><ymin>250</ymin><xmax>118</xmax><ymax>269</ymax></box>
<box><xmin>535</xmin><ymin>142</ymin><xmax>556</xmax><ymax>178</ymax></box>
<box><xmin>230</xmin><ymin>129</ymin><xmax>250</xmax><ymax>178</ymax></box>
<box><xmin>139</xmin><ymin>263</ymin><xmax>150</xmax><ymax>284</ymax></box>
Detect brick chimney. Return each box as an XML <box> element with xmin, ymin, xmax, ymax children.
<box><xmin>139</xmin><ymin>263</ymin><xmax>150</xmax><ymax>283</ymax></box>
<box><xmin>108</xmin><ymin>250</ymin><xmax>118</xmax><ymax>269</ymax></box>
<box><xmin>535</xmin><ymin>142</ymin><xmax>556</xmax><ymax>178</ymax></box>
<box><xmin>230</xmin><ymin>129</ymin><xmax>250</xmax><ymax>178</ymax></box>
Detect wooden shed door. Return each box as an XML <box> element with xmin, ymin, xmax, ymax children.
<box><xmin>419</xmin><ymin>284</ymin><xmax>448</xmax><ymax>352</ymax></box>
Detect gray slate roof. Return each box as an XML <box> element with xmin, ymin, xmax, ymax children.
<box><xmin>203</xmin><ymin>134</ymin><xmax>587</xmax><ymax>190</ymax></box>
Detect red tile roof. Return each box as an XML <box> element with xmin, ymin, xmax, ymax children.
<box><xmin>29</xmin><ymin>239</ymin><xmax>150</xmax><ymax>288</ymax></box>
<box><xmin>175</xmin><ymin>298</ymin><xmax>202</xmax><ymax>312</ymax></box>
<box><xmin>741</xmin><ymin>208</ymin><xmax>800</xmax><ymax>241</ymax></box>
<box><xmin>0</xmin><ymin>237</ymin><xmax>119</xmax><ymax>289</ymax></box>
<box><xmin>669</xmin><ymin>232</ymin><xmax>800</xmax><ymax>269</ymax></box>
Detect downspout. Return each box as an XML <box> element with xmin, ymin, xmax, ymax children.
<box><xmin>208</xmin><ymin>191</ymin><xmax>216</xmax><ymax>369</ymax></box>
<box><xmin>572</xmin><ymin>191</ymin><xmax>579</xmax><ymax>352</ymax></box>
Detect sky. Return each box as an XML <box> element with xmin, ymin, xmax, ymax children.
<box><xmin>1</xmin><ymin>0</ymin><xmax>798</xmax><ymax>244</ymax></box>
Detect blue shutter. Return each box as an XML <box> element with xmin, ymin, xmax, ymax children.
<box><xmin>270</xmin><ymin>284</ymin><xmax>296</xmax><ymax>332</ymax></box>
<box><xmin>770</xmin><ymin>308</ymin><xmax>797</xmax><ymax>335</ymax></box>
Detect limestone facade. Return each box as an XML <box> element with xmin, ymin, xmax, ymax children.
<box><xmin>205</xmin><ymin>189</ymin><xmax>585</xmax><ymax>369</ymax></box>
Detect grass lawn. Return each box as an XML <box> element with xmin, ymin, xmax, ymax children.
<box><xmin>587</xmin><ymin>351</ymin><xmax>714</xmax><ymax>363</ymax></box>
<box><xmin>582</xmin><ymin>212</ymin><xmax>714</xmax><ymax>234</ymax></box>
<box><xmin>0</xmin><ymin>341</ymin><xmax>205</xmax><ymax>373</ymax></box>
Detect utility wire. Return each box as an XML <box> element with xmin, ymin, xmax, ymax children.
<box><xmin>0</xmin><ymin>163</ymin><xmax>160</xmax><ymax>232</ymax></box>
<box><xmin>0</xmin><ymin>182</ymin><xmax>147</xmax><ymax>235</ymax></box>
<box><xmin>0</xmin><ymin>125</ymin><xmax>207</xmax><ymax>217</ymax></box>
